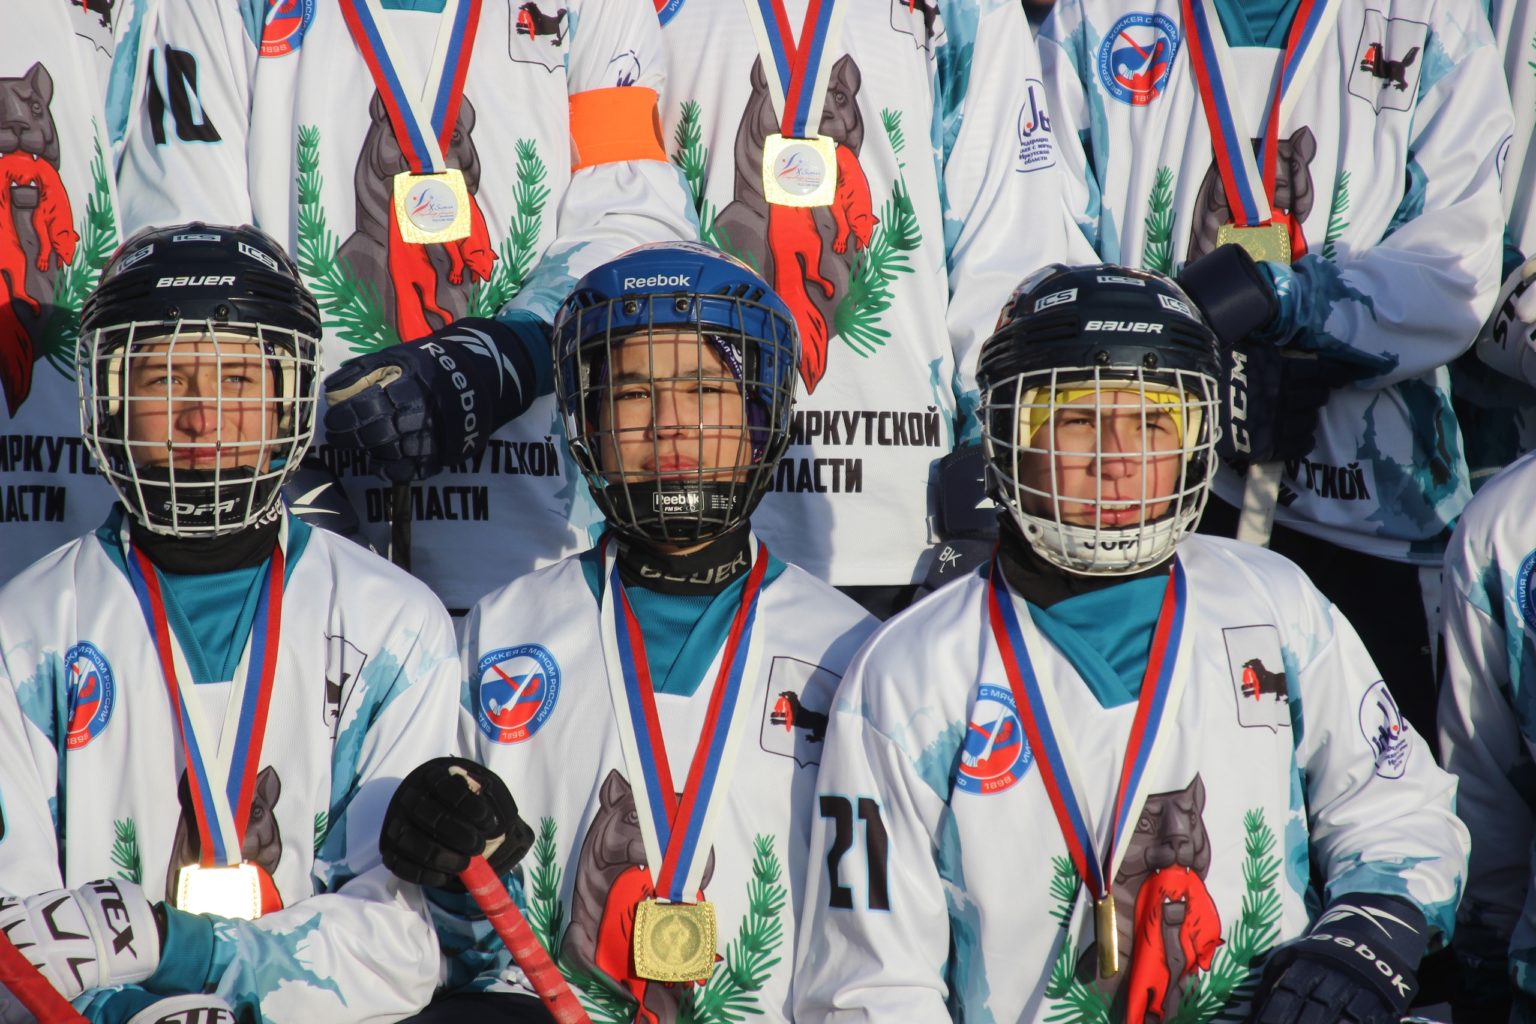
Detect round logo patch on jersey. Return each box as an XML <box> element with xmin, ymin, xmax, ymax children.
<box><xmin>1358</xmin><ymin>679</ymin><xmax>1409</xmax><ymax>779</ymax></box>
<box><xmin>64</xmin><ymin>642</ymin><xmax>116</xmax><ymax>750</ymax></box>
<box><xmin>260</xmin><ymin>0</ymin><xmax>316</xmax><ymax>58</ymax></box>
<box><xmin>955</xmin><ymin>684</ymin><xmax>1033</xmax><ymax>795</ymax></box>
<box><xmin>1097</xmin><ymin>13</ymin><xmax>1180</xmax><ymax>106</ymax></box>
<box><xmin>1517</xmin><ymin>549</ymin><xmax>1536</xmax><ymax>629</ymax></box>
<box><xmin>475</xmin><ymin>644</ymin><xmax>561</xmax><ymax>743</ymax></box>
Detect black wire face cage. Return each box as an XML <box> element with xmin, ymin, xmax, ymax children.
<box><xmin>982</xmin><ymin>364</ymin><xmax>1220</xmax><ymax>575</ymax></box>
<box><xmin>79</xmin><ymin>319</ymin><xmax>319</xmax><ymax>537</ymax></box>
<box><xmin>557</xmin><ymin>295</ymin><xmax>798</xmax><ymax>547</ymax></box>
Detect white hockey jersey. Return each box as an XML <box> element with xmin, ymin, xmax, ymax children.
<box><xmin>1437</xmin><ymin>450</ymin><xmax>1536</xmax><ymax>1000</ymax></box>
<box><xmin>0</xmin><ymin>510</ymin><xmax>458</xmax><ymax>1022</ymax></box>
<box><xmin>0</xmin><ymin>0</ymin><xmax>132</xmax><ymax>588</ymax></box>
<box><xmin>113</xmin><ymin>0</ymin><xmax>696</xmax><ymax>611</ymax></box>
<box><xmin>656</xmin><ymin>0</ymin><xmax>1096</xmax><ymax>586</ymax></box>
<box><xmin>445</xmin><ymin>542</ymin><xmax>876</xmax><ymax>1021</ymax></box>
<box><xmin>1039</xmin><ymin>0</ymin><xmax>1511</xmax><ymax>564</ymax></box>
<box><xmin>1491</xmin><ymin>0</ymin><xmax>1535</xmax><ymax>254</ymax></box>
<box><xmin>794</xmin><ymin>534</ymin><xmax>1467</xmax><ymax>1023</ymax></box>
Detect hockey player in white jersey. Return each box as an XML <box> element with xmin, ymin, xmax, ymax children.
<box><xmin>0</xmin><ymin>225</ymin><xmax>457</xmax><ymax>1023</ymax></box>
<box><xmin>793</xmin><ymin>265</ymin><xmax>1468</xmax><ymax>1024</ymax></box>
<box><xmin>375</xmin><ymin>242</ymin><xmax>877</xmax><ymax>1022</ymax></box>
<box><xmin>1437</xmin><ymin>449</ymin><xmax>1536</xmax><ymax>1021</ymax></box>
<box><xmin>1037</xmin><ymin>0</ymin><xmax>1513</xmax><ymax>750</ymax></box>
<box><xmin>0</xmin><ymin>0</ymin><xmax>138</xmax><ymax>587</ymax></box>
<box><xmin>113</xmin><ymin>0</ymin><xmax>696</xmax><ymax>613</ymax></box>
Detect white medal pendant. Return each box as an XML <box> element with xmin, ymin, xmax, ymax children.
<box><xmin>175</xmin><ymin>864</ymin><xmax>263</xmax><ymax>920</ymax></box>
<box><xmin>762</xmin><ymin>134</ymin><xmax>837</xmax><ymax>208</ymax></box>
<box><xmin>393</xmin><ymin>168</ymin><xmax>472</xmax><ymax>243</ymax></box>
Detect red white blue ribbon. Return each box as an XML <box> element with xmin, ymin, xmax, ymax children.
<box><xmin>339</xmin><ymin>0</ymin><xmax>483</xmax><ymax>175</ymax></box>
<box><xmin>986</xmin><ymin>555</ymin><xmax>1190</xmax><ymax>903</ymax></box>
<box><xmin>742</xmin><ymin>0</ymin><xmax>850</xmax><ymax>139</ymax></box>
<box><xmin>599</xmin><ymin>535</ymin><xmax>770</xmax><ymax>903</ymax></box>
<box><xmin>127</xmin><ymin>521</ymin><xmax>287</xmax><ymax>868</ymax></box>
<box><xmin>1181</xmin><ymin>0</ymin><xmax>1337</xmax><ymax>228</ymax></box>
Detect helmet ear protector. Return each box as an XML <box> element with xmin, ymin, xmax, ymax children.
<box><xmin>976</xmin><ymin>264</ymin><xmax>1222</xmax><ymax>575</ymax></box>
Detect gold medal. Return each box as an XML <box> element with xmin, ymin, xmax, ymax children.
<box><xmin>392</xmin><ymin>168</ymin><xmax>472</xmax><ymax>244</ymax></box>
<box><xmin>762</xmin><ymin>133</ymin><xmax>837</xmax><ymax>208</ymax></box>
<box><xmin>1216</xmin><ymin>222</ymin><xmax>1292</xmax><ymax>265</ymax></box>
<box><xmin>632</xmin><ymin>899</ymin><xmax>718</xmax><ymax>983</ymax></box>
<box><xmin>1094</xmin><ymin>894</ymin><xmax>1119</xmax><ymax>978</ymax></box>
<box><xmin>175</xmin><ymin>864</ymin><xmax>263</xmax><ymax>920</ymax></box>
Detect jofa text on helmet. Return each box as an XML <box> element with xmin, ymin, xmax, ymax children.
<box><xmin>155</xmin><ymin>275</ymin><xmax>237</xmax><ymax>287</ymax></box>
<box><xmin>1083</xmin><ymin>320</ymin><xmax>1163</xmax><ymax>333</ymax></box>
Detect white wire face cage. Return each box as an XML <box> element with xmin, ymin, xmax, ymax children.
<box><xmin>558</xmin><ymin>299</ymin><xmax>797</xmax><ymax>547</ymax></box>
<box><xmin>982</xmin><ymin>364</ymin><xmax>1220</xmax><ymax>575</ymax></box>
<box><xmin>78</xmin><ymin>319</ymin><xmax>320</xmax><ymax>537</ymax></box>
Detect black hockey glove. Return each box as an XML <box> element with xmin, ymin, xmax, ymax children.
<box><xmin>381</xmin><ymin>757</ymin><xmax>535</xmax><ymax>892</ymax></box>
<box><xmin>918</xmin><ymin>444</ymin><xmax>999</xmax><ymax>597</ymax></box>
<box><xmin>1247</xmin><ymin>892</ymin><xmax>1430</xmax><ymax>1024</ymax></box>
<box><xmin>1176</xmin><ymin>244</ymin><xmax>1329</xmax><ymax>472</ymax></box>
<box><xmin>323</xmin><ymin>314</ymin><xmax>552</xmax><ymax>483</ymax></box>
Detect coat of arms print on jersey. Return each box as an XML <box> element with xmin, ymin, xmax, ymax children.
<box><xmin>0</xmin><ymin>57</ymin><xmax>114</xmax><ymax>417</ymax></box>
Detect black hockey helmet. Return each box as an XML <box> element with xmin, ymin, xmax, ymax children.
<box><xmin>79</xmin><ymin>223</ymin><xmax>322</xmax><ymax>537</ymax></box>
<box><xmin>977</xmin><ymin>264</ymin><xmax>1222</xmax><ymax>574</ymax></box>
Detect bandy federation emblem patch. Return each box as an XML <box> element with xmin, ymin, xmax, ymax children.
<box><xmin>65</xmin><ymin>641</ymin><xmax>116</xmax><ymax>749</ymax></box>
<box><xmin>955</xmin><ymin>684</ymin><xmax>1034</xmax><ymax>795</ymax></box>
<box><xmin>475</xmin><ymin>644</ymin><xmax>561</xmax><ymax>743</ymax></box>
<box><xmin>1097</xmin><ymin>12</ymin><xmax>1180</xmax><ymax>106</ymax></box>
<box><xmin>760</xmin><ymin>656</ymin><xmax>839</xmax><ymax>768</ymax></box>
<box><xmin>1222</xmin><ymin>625</ymin><xmax>1290</xmax><ymax>731</ymax></box>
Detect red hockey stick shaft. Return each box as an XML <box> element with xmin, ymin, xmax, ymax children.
<box><xmin>459</xmin><ymin>855</ymin><xmax>591</xmax><ymax>1024</ymax></box>
<box><xmin>0</xmin><ymin>924</ymin><xmax>87</xmax><ymax>1024</ymax></box>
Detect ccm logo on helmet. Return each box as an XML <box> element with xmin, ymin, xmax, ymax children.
<box><xmin>623</xmin><ymin>273</ymin><xmax>692</xmax><ymax>290</ymax></box>
<box><xmin>156</xmin><ymin>275</ymin><xmax>237</xmax><ymax>288</ymax></box>
<box><xmin>1084</xmin><ymin>320</ymin><xmax>1164</xmax><ymax>333</ymax></box>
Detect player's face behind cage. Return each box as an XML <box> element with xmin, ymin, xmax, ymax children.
<box><xmin>563</xmin><ymin>296</ymin><xmax>795</xmax><ymax>549</ymax></box>
<box><xmin>81</xmin><ymin>321</ymin><xmax>317</xmax><ymax>536</ymax></box>
<box><xmin>986</xmin><ymin>366</ymin><xmax>1217</xmax><ymax>574</ymax></box>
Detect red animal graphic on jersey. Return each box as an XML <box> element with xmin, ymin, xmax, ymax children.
<box><xmin>563</xmin><ymin>770</ymin><xmax>717</xmax><ymax>1024</ymax></box>
<box><xmin>766</xmin><ymin>144</ymin><xmax>876</xmax><ymax>393</ymax></box>
<box><xmin>0</xmin><ymin>148</ymin><xmax>77</xmax><ymax>415</ymax></box>
<box><xmin>387</xmin><ymin>189</ymin><xmax>496</xmax><ymax>341</ymax></box>
<box><xmin>1124</xmin><ymin>865</ymin><xmax>1224</xmax><ymax>1023</ymax></box>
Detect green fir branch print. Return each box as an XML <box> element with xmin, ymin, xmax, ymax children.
<box><xmin>832</xmin><ymin>109</ymin><xmax>921</xmax><ymax>359</ymax></box>
<box><xmin>38</xmin><ymin>128</ymin><xmax>117</xmax><ymax>378</ymax></box>
<box><xmin>111</xmin><ymin>818</ymin><xmax>142</xmax><ymax>884</ymax></box>
<box><xmin>295</xmin><ymin>124</ymin><xmax>396</xmax><ymax>354</ymax></box>
<box><xmin>1044</xmin><ymin>856</ymin><xmax>1110</xmax><ymax>1024</ymax></box>
<box><xmin>682</xmin><ymin>834</ymin><xmax>787</xmax><ymax>1023</ymax></box>
<box><xmin>1165</xmin><ymin>809</ymin><xmax>1283</xmax><ymax>1024</ymax></box>
<box><xmin>1320</xmin><ymin>171</ymin><xmax>1351</xmax><ymax>263</ymax></box>
<box><xmin>469</xmin><ymin>139</ymin><xmax>549</xmax><ymax>317</ymax></box>
<box><xmin>313</xmin><ymin>811</ymin><xmax>328</xmax><ymax>855</ymax></box>
<box><xmin>670</xmin><ymin>99</ymin><xmax>744</xmax><ymax>258</ymax></box>
<box><xmin>562</xmin><ymin>963</ymin><xmax>636</xmax><ymax>1024</ymax></box>
<box><xmin>1141</xmin><ymin>166</ymin><xmax>1176</xmax><ymax>276</ymax></box>
<box><xmin>527</xmin><ymin>816</ymin><xmax>565</xmax><ymax>957</ymax></box>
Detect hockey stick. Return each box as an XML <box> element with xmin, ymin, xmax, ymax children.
<box><xmin>0</xmin><ymin>925</ymin><xmax>87</xmax><ymax>1024</ymax></box>
<box><xmin>389</xmin><ymin>482</ymin><xmax>412</xmax><ymax>572</ymax></box>
<box><xmin>459</xmin><ymin>855</ymin><xmax>591</xmax><ymax>1024</ymax></box>
<box><xmin>1235</xmin><ymin>460</ymin><xmax>1282</xmax><ymax>547</ymax></box>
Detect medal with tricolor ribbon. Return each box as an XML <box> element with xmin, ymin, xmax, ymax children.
<box><xmin>1181</xmin><ymin>0</ymin><xmax>1338</xmax><ymax>264</ymax></box>
<box><xmin>125</xmin><ymin>519</ymin><xmax>289</xmax><ymax>920</ymax></box>
<box><xmin>986</xmin><ymin>555</ymin><xmax>1192</xmax><ymax>978</ymax></box>
<box><xmin>340</xmin><ymin>0</ymin><xmax>483</xmax><ymax>243</ymax></box>
<box><xmin>742</xmin><ymin>0</ymin><xmax>850</xmax><ymax>207</ymax></box>
<box><xmin>597</xmin><ymin>534</ymin><xmax>771</xmax><ymax>983</ymax></box>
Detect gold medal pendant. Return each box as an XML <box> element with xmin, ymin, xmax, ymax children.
<box><xmin>762</xmin><ymin>134</ymin><xmax>837</xmax><ymax>208</ymax></box>
<box><xmin>1216</xmin><ymin>222</ymin><xmax>1292</xmax><ymax>265</ymax></box>
<box><xmin>1094</xmin><ymin>894</ymin><xmax>1119</xmax><ymax>978</ymax></box>
<box><xmin>632</xmin><ymin>899</ymin><xmax>718</xmax><ymax>983</ymax></box>
<box><xmin>392</xmin><ymin>168</ymin><xmax>472</xmax><ymax>244</ymax></box>
<box><xmin>175</xmin><ymin>863</ymin><xmax>263</xmax><ymax>920</ymax></box>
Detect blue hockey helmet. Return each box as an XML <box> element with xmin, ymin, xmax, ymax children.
<box><xmin>553</xmin><ymin>242</ymin><xmax>799</xmax><ymax>546</ymax></box>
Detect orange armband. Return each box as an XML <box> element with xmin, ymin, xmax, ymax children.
<box><xmin>569</xmin><ymin>86</ymin><xmax>667</xmax><ymax>171</ymax></box>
